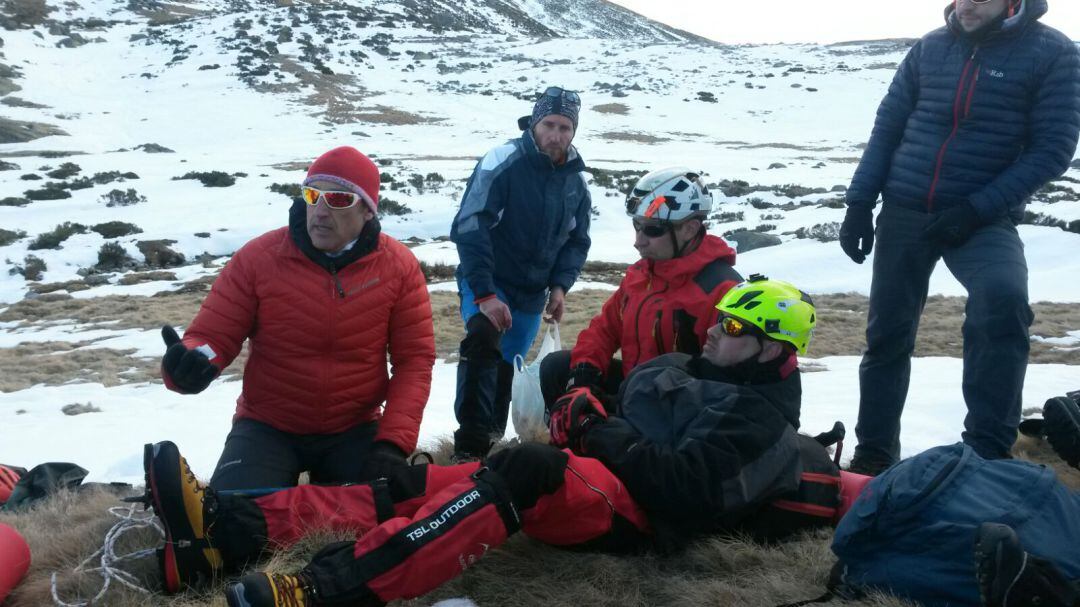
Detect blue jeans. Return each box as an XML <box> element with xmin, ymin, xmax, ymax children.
<box><xmin>854</xmin><ymin>204</ymin><xmax>1033</xmax><ymax>463</ymax></box>
<box><xmin>457</xmin><ymin>279</ymin><xmax>542</xmax><ymax>364</ymax></box>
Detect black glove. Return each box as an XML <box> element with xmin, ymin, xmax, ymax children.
<box><xmin>565</xmin><ymin>362</ymin><xmax>603</xmax><ymax>393</ymax></box>
<box><xmin>161</xmin><ymin>325</ymin><xmax>218</xmax><ymax>394</ymax></box>
<box><xmin>839</xmin><ymin>205</ymin><xmax>875</xmax><ymax>264</ymax></box>
<box><xmin>922</xmin><ymin>202</ymin><xmax>980</xmax><ymax>247</ymax></box>
<box><xmin>549</xmin><ymin>387</ymin><xmax>608</xmax><ymax>453</ymax></box>
<box><xmin>360</xmin><ymin>441</ymin><xmax>408</xmax><ymax>481</ymax></box>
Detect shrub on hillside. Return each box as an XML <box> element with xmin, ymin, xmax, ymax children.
<box><xmin>0</xmin><ymin>197</ymin><xmax>30</xmax><ymax>207</ymax></box>
<box><xmin>95</xmin><ymin>241</ymin><xmax>137</xmax><ymax>271</ymax></box>
<box><xmin>586</xmin><ymin>167</ymin><xmax>646</xmax><ymax>194</ymax></box>
<box><xmin>1</xmin><ymin>0</ymin><xmax>51</xmax><ymax>28</ymax></box>
<box><xmin>173</xmin><ymin>170</ymin><xmax>236</xmax><ymax>187</ymax></box>
<box><xmin>747</xmin><ymin>197</ymin><xmax>775</xmax><ymax>209</ymax></box>
<box><xmin>419</xmin><ymin>260</ymin><xmax>456</xmax><ymax>283</ymax></box>
<box><xmin>45</xmin><ymin>162</ymin><xmax>81</xmax><ymax>179</ymax></box>
<box><xmin>9</xmin><ymin>254</ymin><xmax>46</xmax><ymax>280</ymax></box>
<box><xmin>269</xmin><ymin>182</ymin><xmax>302</xmax><ymax>199</ymax></box>
<box><xmin>100</xmin><ymin>188</ymin><xmax>147</xmax><ymax>207</ymax></box>
<box><xmin>24</xmin><ymin>184</ymin><xmax>71</xmax><ymax>200</ymax></box>
<box><xmin>711</xmin><ymin>211</ymin><xmax>744</xmax><ymax>223</ymax></box>
<box><xmin>0</xmin><ymin>228</ymin><xmax>27</xmax><ymax>246</ymax></box>
<box><xmin>91</xmin><ymin>221</ymin><xmax>143</xmax><ymax>239</ymax></box>
<box><xmin>378</xmin><ymin>196</ymin><xmax>412</xmax><ymax>216</ymax></box>
<box><xmin>28</xmin><ymin>222</ymin><xmax>87</xmax><ymax>250</ymax></box>
<box><xmin>1023</xmin><ymin>211</ymin><xmax>1080</xmax><ymax>235</ymax></box>
<box><xmin>794</xmin><ymin>222</ymin><xmax>842</xmax><ymax>243</ymax></box>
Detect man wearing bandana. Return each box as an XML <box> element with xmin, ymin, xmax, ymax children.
<box><xmin>449</xmin><ymin>86</ymin><xmax>593</xmax><ymax>461</ymax></box>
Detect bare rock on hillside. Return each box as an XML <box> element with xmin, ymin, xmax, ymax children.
<box><xmin>0</xmin><ymin>117</ymin><xmax>68</xmax><ymax>143</ymax></box>
<box><xmin>725</xmin><ymin>230</ymin><xmax>782</xmax><ymax>253</ymax></box>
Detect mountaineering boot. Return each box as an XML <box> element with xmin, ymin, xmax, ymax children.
<box><xmin>145</xmin><ymin>440</ymin><xmax>223</xmax><ymax>593</ymax></box>
<box><xmin>975</xmin><ymin>522</ymin><xmax>1080</xmax><ymax>607</ymax></box>
<box><xmin>225</xmin><ymin>572</ymin><xmax>318</xmax><ymax>607</ymax></box>
<box><xmin>1043</xmin><ymin>394</ymin><xmax>1080</xmax><ymax>468</ymax></box>
<box><xmin>845</xmin><ymin>454</ymin><xmax>894</xmax><ymax>477</ymax></box>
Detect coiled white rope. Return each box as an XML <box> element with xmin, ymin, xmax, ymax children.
<box><xmin>50</xmin><ymin>504</ymin><xmax>164</xmax><ymax>607</ymax></box>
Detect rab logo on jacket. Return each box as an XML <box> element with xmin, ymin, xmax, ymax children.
<box><xmin>985</xmin><ymin>68</ymin><xmax>1005</xmax><ymax>78</ymax></box>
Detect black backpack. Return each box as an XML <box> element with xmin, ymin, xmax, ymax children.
<box><xmin>739</xmin><ymin>423</ymin><xmax>845</xmax><ymax>543</ymax></box>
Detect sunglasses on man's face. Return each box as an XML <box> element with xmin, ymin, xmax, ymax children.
<box><xmin>718</xmin><ymin>315</ymin><xmax>760</xmax><ymax>338</ymax></box>
<box><xmin>301</xmin><ymin>186</ymin><xmax>362</xmax><ymax>210</ymax></box>
<box><xmin>632</xmin><ymin>219</ymin><xmax>672</xmax><ymax>238</ymax></box>
<box><xmin>543</xmin><ymin>86</ymin><xmax>581</xmax><ymax>105</ymax></box>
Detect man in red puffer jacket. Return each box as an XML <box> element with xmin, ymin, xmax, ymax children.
<box><xmin>159</xmin><ymin>146</ymin><xmax>435</xmax><ymax>491</ymax></box>
<box><xmin>539</xmin><ymin>167</ymin><xmax>741</xmax><ymax>406</ymax></box>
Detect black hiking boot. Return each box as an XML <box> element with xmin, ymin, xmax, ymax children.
<box><xmin>1044</xmin><ymin>395</ymin><xmax>1080</xmax><ymax>468</ymax></box>
<box><xmin>226</xmin><ymin>572</ymin><xmax>322</xmax><ymax>607</ymax></box>
<box><xmin>144</xmin><ymin>440</ymin><xmax>223</xmax><ymax>593</ymax></box>
<box><xmin>845</xmin><ymin>454</ymin><xmax>894</xmax><ymax>477</ymax></box>
<box><xmin>975</xmin><ymin>522</ymin><xmax>1080</xmax><ymax>607</ymax></box>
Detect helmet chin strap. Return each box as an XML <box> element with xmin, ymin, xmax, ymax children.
<box><xmin>672</xmin><ymin>223</ymin><xmax>706</xmax><ymax>258</ymax></box>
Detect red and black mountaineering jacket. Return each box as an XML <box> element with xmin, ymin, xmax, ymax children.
<box><xmin>570</xmin><ymin>235</ymin><xmax>740</xmax><ymax>376</ymax></box>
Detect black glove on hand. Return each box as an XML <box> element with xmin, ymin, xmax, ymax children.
<box><xmin>839</xmin><ymin>206</ymin><xmax>875</xmax><ymax>264</ymax></box>
<box><xmin>922</xmin><ymin>202</ymin><xmax>980</xmax><ymax>247</ymax></box>
<box><xmin>565</xmin><ymin>362</ymin><xmax>603</xmax><ymax>393</ymax></box>
<box><xmin>360</xmin><ymin>441</ymin><xmax>408</xmax><ymax>481</ymax></box>
<box><xmin>161</xmin><ymin>325</ymin><xmax>218</xmax><ymax>394</ymax></box>
<box><xmin>549</xmin><ymin>387</ymin><xmax>608</xmax><ymax>453</ymax></box>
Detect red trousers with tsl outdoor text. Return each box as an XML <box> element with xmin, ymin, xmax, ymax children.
<box><xmin>214</xmin><ymin>444</ymin><xmax>651</xmax><ymax>604</ymax></box>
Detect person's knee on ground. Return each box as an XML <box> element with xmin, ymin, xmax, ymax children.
<box><xmin>453</xmin><ymin>314</ymin><xmax>504</xmax><ymax>460</ymax></box>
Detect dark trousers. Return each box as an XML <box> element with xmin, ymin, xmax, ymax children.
<box><xmin>538</xmin><ymin>349</ymin><xmax>625</xmax><ymax>410</ymax></box>
<box><xmin>855</xmin><ymin>204</ymin><xmax>1033</xmax><ymax>463</ymax></box>
<box><xmin>209</xmin><ymin>418</ymin><xmax>378</xmax><ymax>491</ymax></box>
<box><xmin>213</xmin><ymin>444</ymin><xmax>650</xmax><ymax>604</ymax></box>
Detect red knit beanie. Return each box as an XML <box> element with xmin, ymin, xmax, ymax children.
<box><xmin>304</xmin><ymin>146</ymin><xmax>380</xmax><ymax>213</ymax></box>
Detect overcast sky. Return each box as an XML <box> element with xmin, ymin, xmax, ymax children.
<box><xmin>607</xmin><ymin>1</ymin><xmax>1080</xmax><ymax>44</ymax></box>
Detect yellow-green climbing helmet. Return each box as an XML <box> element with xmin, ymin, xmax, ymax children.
<box><xmin>715</xmin><ymin>274</ymin><xmax>817</xmax><ymax>354</ymax></box>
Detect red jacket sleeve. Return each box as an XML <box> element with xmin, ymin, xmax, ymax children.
<box><xmin>168</xmin><ymin>245</ymin><xmax>259</xmax><ymax>392</ymax></box>
<box><xmin>569</xmin><ymin>286</ymin><xmax>626</xmax><ymax>374</ymax></box>
<box><xmin>375</xmin><ymin>251</ymin><xmax>435</xmax><ymax>453</ymax></box>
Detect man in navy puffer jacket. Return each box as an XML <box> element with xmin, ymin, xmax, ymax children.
<box><xmin>840</xmin><ymin>0</ymin><xmax>1080</xmax><ymax>474</ymax></box>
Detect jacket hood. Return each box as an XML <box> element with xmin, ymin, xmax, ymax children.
<box><xmin>636</xmin><ymin>234</ymin><xmax>738</xmax><ymax>282</ymax></box>
<box><xmin>520</xmin><ymin>128</ymin><xmax>586</xmax><ymax>173</ymax></box>
<box><xmin>945</xmin><ymin>0</ymin><xmax>1047</xmax><ymax>40</ymax></box>
<box><xmin>287</xmin><ymin>199</ymin><xmax>381</xmax><ymax>272</ymax></box>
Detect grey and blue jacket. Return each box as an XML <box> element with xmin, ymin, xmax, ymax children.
<box><xmin>451</xmin><ymin>129</ymin><xmax>592</xmax><ymax>314</ymax></box>
<box><xmin>847</xmin><ymin>0</ymin><xmax>1080</xmax><ymax>223</ymax></box>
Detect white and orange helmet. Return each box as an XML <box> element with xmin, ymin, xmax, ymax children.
<box><xmin>625</xmin><ymin>167</ymin><xmax>712</xmax><ymax>223</ymax></box>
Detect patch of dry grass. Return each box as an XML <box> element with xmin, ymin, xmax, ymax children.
<box><xmin>591</xmin><ymin>103</ymin><xmax>629</xmax><ymax>115</ymax></box>
<box><xmin>597</xmin><ymin>131</ymin><xmax>672</xmax><ymax>144</ymax></box>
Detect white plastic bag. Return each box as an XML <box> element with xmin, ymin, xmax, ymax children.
<box><xmin>511</xmin><ymin>322</ymin><xmax>561</xmax><ymax>441</ymax></box>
